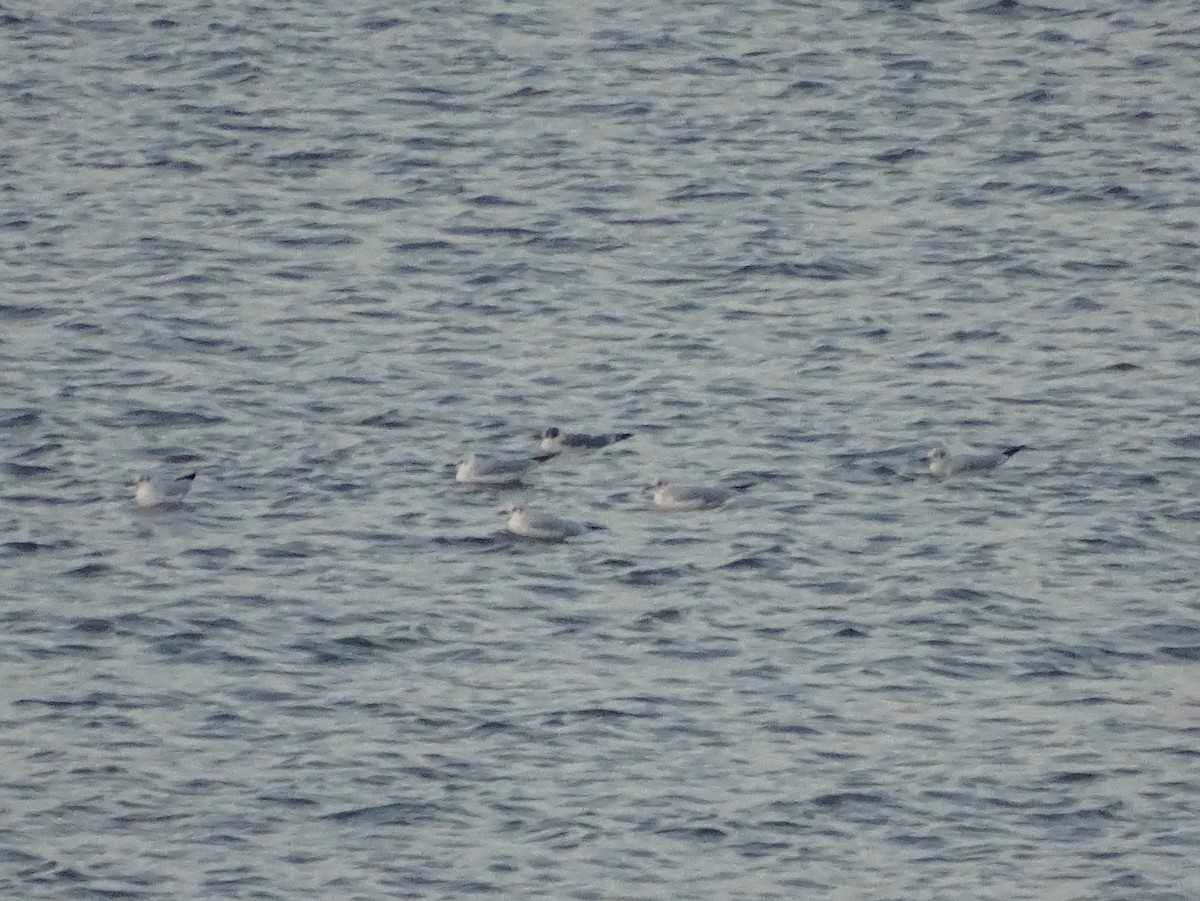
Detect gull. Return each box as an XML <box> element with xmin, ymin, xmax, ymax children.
<box><xmin>924</xmin><ymin>439</ymin><xmax>1027</xmax><ymax>479</ymax></box>
<box><xmin>132</xmin><ymin>471</ymin><xmax>196</xmax><ymax>508</ymax></box>
<box><xmin>450</xmin><ymin>452</ymin><xmax>553</xmax><ymax>485</ymax></box>
<box><xmin>645</xmin><ymin>476</ymin><xmax>752</xmax><ymax>511</ymax></box>
<box><xmin>539</xmin><ymin>426</ymin><xmax>633</xmax><ymax>454</ymax></box>
<box><xmin>498</xmin><ymin>506</ymin><xmax>602</xmax><ymax>541</ymax></box>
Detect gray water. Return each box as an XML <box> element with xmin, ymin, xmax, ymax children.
<box><xmin>3</xmin><ymin>1</ymin><xmax>1199</xmax><ymax>898</ymax></box>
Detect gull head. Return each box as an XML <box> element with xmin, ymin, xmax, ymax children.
<box><xmin>541</xmin><ymin>426</ymin><xmax>561</xmax><ymax>440</ymax></box>
<box><xmin>924</xmin><ymin>440</ymin><xmax>949</xmax><ymax>463</ymax></box>
<box><xmin>645</xmin><ymin>477</ymin><xmax>670</xmax><ymax>492</ymax></box>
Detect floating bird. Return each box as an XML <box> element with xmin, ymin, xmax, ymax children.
<box><xmin>450</xmin><ymin>452</ymin><xmax>553</xmax><ymax>485</ymax></box>
<box><xmin>924</xmin><ymin>439</ymin><xmax>1027</xmax><ymax>479</ymax></box>
<box><xmin>539</xmin><ymin>426</ymin><xmax>633</xmax><ymax>454</ymax></box>
<box><xmin>132</xmin><ymin>471</ymin><xmax>196</xmax><ymax>508</ymax></box>
<box><xmin>498</xmin><ymin>506</ymin><xmax>602</xmax><ymax>541</ymax></box>
<box><xmin>644</xmin><ymin>476</ymin><xmax>752</xmax><ymax>511</ymax></box>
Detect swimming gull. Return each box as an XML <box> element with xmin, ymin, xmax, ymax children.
<box><xmin>540</xmin><ymin>426</ymin><xmax>633</xmax><ymax>454</ymax></box>
<box><xmin>132</xmin><ymin>470</ymin><xmax>196</xmax><ymax>508</ymax></box>
<box><xmin>498</xmin><ymin>506</ymin><xmax>602</xmax><ymax>541</ymax></box>
<box><xmin>925</xmin><ymin>439</ymin><xmax>1027</xmax><ymax>479</ymax></box>
<box><xmin>450</xmin><ymin>452</ymin><xmax>554</xmax><ymax>485</ymax></box>
<box><xmin>645</xmin><ymin>476</ymin><xmax>752</xmax><ymax>511</ymax></box>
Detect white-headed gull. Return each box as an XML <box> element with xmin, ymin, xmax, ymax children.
<box><xmin>498</xmin><ymin>506</ymin><xmax>602</xmax><ymax>541</ymax></box>
<box><xmin>132</xmin><ymin>471</ymin><xmax>196</xmax><ymax>508</ymax></box>
<box><xmin>450</xmin><ymin>452</ymin><xmax>553</xmax><ymax>485</ymax></box>
<box><xmin>539</xmin><ymin>426</ymin><xmax>633</xmax><ymax>454</ymax></box>
<box><xmin>645</xmin><ymin>476</ymin><xmax>752</xmax><ymax>511</ymax></box>
<box><xmin>924</xmin><ymin>439</ymin><xmax>1027</xmax><ymax>479</ymax></box>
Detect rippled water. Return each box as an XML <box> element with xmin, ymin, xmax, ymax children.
<box><xmin>3</xmin><ymin>2</ymin><xmax>1200</xmax><ymax>898</ymax></box>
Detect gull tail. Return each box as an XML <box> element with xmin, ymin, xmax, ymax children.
<box><xmin>1001</xmin><ymin>446</ymin><xmax>1026</xmax><ymax>461</ymax></box>
<box><xmin>176</xmin><ymin>472</ymin><xmax>198</xmax><ymax>484</ymax></box>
